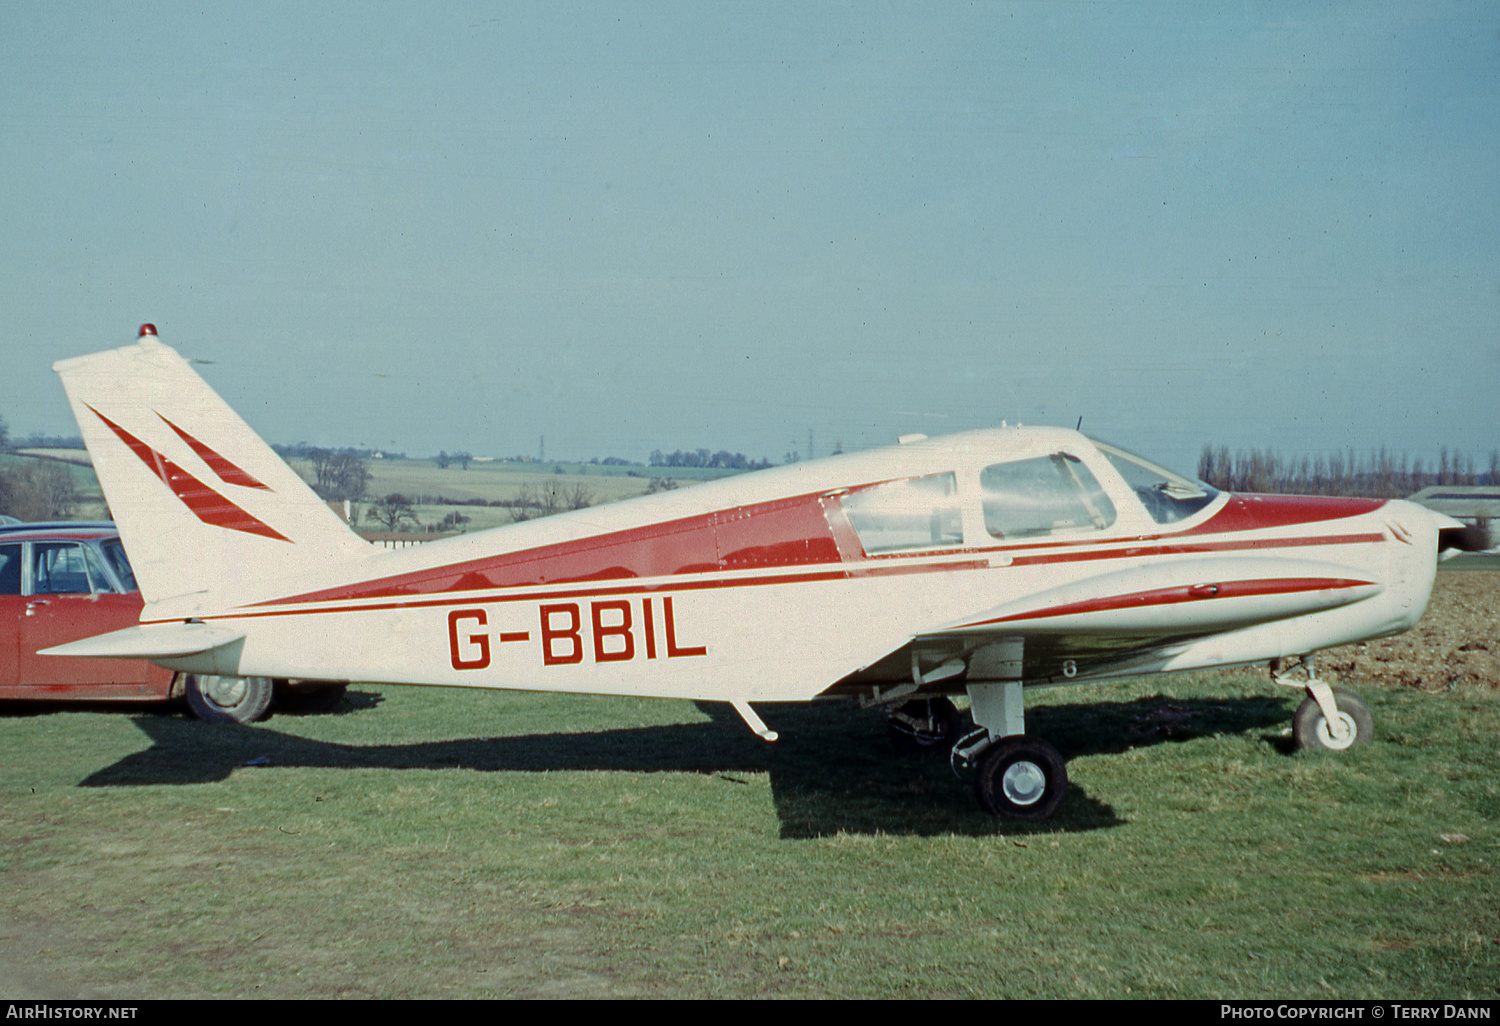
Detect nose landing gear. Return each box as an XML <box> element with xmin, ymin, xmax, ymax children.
<box><xmin>1272</xmin><ymin>657</ymin><xmax>1374</xmax><ymax>751</ymax></box>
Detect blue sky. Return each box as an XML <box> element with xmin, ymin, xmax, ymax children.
<box><xmin>2</xmin><ymin>1</ymin><xmax>1496</xmax><ymax>473</ymax></box>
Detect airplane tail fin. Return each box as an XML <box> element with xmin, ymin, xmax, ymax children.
<box><xmin>53</xmin><ymin>326</ymin><xmax>370</xmax><ymax>609</ymax></box>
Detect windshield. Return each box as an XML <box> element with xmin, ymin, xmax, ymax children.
<box><xmin>1090</xmin><ymin>440</ymin><xmax>1219</xmax><ymax>525</ymax></box>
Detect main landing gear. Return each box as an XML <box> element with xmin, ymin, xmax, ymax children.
<box><xmin>1272</xmin><ymin>657</ymin><xmax>1374</xmax><ymax>752</ymax></box>
<box><xmin>950</xmin><ymin>679</ymin><xmax>1069</xmax><ymax>819</ymax></box>
<box><xmin>876</xmin><ymin>640</ymin><xmax>1069</xmax><ymax>819</ymax></box>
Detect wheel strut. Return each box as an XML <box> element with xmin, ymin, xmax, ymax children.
<box><xmin>1272</xmin><ymin>657</ymin><xmax>1349</xmax><ymax>744</ymax></box>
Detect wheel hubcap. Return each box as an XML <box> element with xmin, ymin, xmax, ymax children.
<box><xmin>205</xmin><ymin>676</ymin><xmax>247</xmax><ymax>707</ymax></box>
<box><xmin>1001</xmin><ymin>759</ymin><xmax>1047</xmax><ymax>806</ymax></box>
<box><xmin>1317</xmin><ymin>712</ymin><xmax>1357</xmax><ymax>750</ymax></box>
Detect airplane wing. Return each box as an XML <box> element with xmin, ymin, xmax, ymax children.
<box><xmin>826</xmin><ymin>551</ymin><xmax>1389</xmax><ymax>696</ymax></box>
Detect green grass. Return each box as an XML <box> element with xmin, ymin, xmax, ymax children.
<box><xmin>1</xmin><ymin>672</ymin><xmax>1496</xmax><ymax>998</ymax></box>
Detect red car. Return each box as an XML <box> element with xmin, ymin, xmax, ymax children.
<box><xmin>0</xmin><ymin>521</ymin><xmax>343</xmax><ymax>720</ymax></box>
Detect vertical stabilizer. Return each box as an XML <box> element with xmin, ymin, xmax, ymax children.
<box><xmin>53</xmin><ymin>327</ymin><xmax>369</xmax><ymax>608</ymax></box>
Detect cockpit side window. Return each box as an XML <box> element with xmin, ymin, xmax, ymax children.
<box><xmin>981</xmin><ymin>453</ymin><xmax>1116</xmax><ymax>540</ymax></box>
<box><xmin>842</xmin><ymin>472</ymin><xmax>963</xmax><ymax>554</ymax></box>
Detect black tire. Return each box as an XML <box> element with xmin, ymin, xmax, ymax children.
<box><xmin>1292</xmin><ymin>687</ymin><xmax>1373</xmax><ymax>752</ymax></box>
<box><xmin>888</xmin><ymin>697</ymin><xmax>964</xmax><ymax>754</ymax></box>
<box><xmin>974</xmin><ymin>735</ymin><xmax>1068</xmax><ymax>819</ymax></box>
<box><xmin>273</xmin><ymin>680</ymin><xmax>348</xmax><ymax>714</ymax></box>
<box><xmin>185</xmin><ymin>674</ymin><xmax>273</xmax><ymax>724</ymax></box>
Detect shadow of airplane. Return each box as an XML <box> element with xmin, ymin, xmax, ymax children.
<box><xmin>78</xmin><ymin>690</ymin><xmax>1294</xmax><ymax>839</ymax></box>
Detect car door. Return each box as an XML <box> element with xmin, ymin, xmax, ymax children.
<box><xmin>16</xmin><ymin>539</ymin><xmax>156</xmax><ymax>692</ymax></box>
<box><xmin>0</xmin><ymin>543</ymin><xmax>20</xmax><ymax>685</ymax></box>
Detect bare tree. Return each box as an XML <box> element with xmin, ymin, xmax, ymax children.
<box><xmin>309</xmin><ymin>450</ymin><xmax>371</xmax><ymax>502</ymax></box>
<box><xmin>368</xmin><ymin>493</ymin><xmax>420</xmax><ymax>531</ymax></box>
<box><xmin>0</xmin><ymin>462</ymin><xmax>78</xmax><ymax>521</ymax></box>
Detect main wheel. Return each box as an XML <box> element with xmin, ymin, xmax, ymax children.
<box><xmin>974</xmin><ymin>736</ymin><xmax>1068</xmax><ymax>819</ymax></box>
<box><xmin>1292</xmin><ymin>687</ymin><xmax>1373</xmax><ymax>752</ymax></box>
<box><xmin>888</xmin><ymin>697</ymin><xmax>964</xmax><ymax>754</ymax></box>
<box><xmin>185</xmin><ymin>674</ymin><xmax>273</xmax><ymax>724</ymax></box>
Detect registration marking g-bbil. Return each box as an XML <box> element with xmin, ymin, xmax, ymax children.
<box><xmin>447</xmin><ymin>595</ymin><xmax>705</xmax><ymax>671</ymax></box>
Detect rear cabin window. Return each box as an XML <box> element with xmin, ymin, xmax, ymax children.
<box><xmin>842</xmin><ymin>472</ymin><xmax>963</xmax><ymax>554</ymax></box>
<box><xmin>981</xmin><ymin>453</ymin><xmax>1116</xmax><ymax>539</ymax></box>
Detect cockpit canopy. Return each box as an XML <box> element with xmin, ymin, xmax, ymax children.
<box><xmin>837</xmin><ymin>434</ymin><xmax>1219</xmax><ymax>556</ymax></box>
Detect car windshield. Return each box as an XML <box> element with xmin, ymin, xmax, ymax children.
<box><xmin>100</xmin><ymin>538</ymin><xmax>138</xmax><ymax>592</ymax></box>
<box><xmin>1090</xmin><ymin>439</ymin><xmax>1219</xmax><ymax>525</ymax></box>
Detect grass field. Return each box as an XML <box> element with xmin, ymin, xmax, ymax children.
<box><xmin>2</xmin><ymin>670</ymin><xmax>1495</xmax><ymax>999</ymax></box>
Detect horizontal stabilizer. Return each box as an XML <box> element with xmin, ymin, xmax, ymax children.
<box><xmin>39</xmin><ymin>621</ymin><xmax>246</xmax><ymax>660</ymax></box>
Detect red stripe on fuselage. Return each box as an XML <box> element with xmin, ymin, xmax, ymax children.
<box><xmin>259</xmin><ymin>491</ymin><xmax>844</xmax><ymax>607</ymax></box>
<box><xmin>230</xmin><ymin>489</ymin><xmax>1389</xmax><ymax>617</ymax></box>
<box><xmin>961</xmin><ymin>577</ymin><xmax>1377</xmax><ymax>628</ymax></box>
<box><xmin>1181</xmin><ymin>494</ymin><xmax>1385</xmax><ymax>534</ymax></box>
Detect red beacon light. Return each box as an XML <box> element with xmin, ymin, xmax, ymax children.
<box><xmin>138</xmin><ymin>323</ymin><xmax>157</xmax><ymax>338</ymax></box>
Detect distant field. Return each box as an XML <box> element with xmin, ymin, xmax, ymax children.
<box><xmin>0</xmin><ymin>449</ymin><xmax>720</xmax><ymax>533</ymax></box>
<box><xmin>349</xmin><ymin>457</ymin><xmax>724</xmax><ymax>532</ymax></box>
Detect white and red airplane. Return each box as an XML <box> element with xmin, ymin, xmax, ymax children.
<box><xmin>44</xmin><ymin>325</ymin><xmax>1483</xmax><ymax>818</ymax></box>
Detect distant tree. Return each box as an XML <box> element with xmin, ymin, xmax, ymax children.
<box><xmin>510</xmin><ymin>481</ymin><xmax>592</xmax><ymax>521</ymax></box>
<box><xmin>368</xmin><ymin>493</ymin><xmax>420</xmax><ymax>531</ymax></box>
<box><xmin>434</xmin><ymin>451</ymin><xmax>452</xmax><ymax>469</ymax></box>
<box><xmin>511</xmin><ymin>482</ymin><xmax>558</xmax><ymax>521</ymax></box>
<box><xmin>0</xmin><ymin>414</ymin><xmax>9</xmax><ymax>451</ymax></box>
<box><xmin>437</xmin><ymin>511</ymin><xmax>470</xmax><ymax>531</ymax></box>
<box><xmin>0</xmin><ymin>461</ymin><xmax>78</xmax><ymax>521</ymax></box>
<box><xmin>309</xmin><ymin>449</ymin><xmax>371</xmax><ymax>502</ymax></box>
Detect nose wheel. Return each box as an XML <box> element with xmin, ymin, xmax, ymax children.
<box><xmin>1291</xmin><ymin>686</ymin><xmax>1373</xmax><ymax>751</ymax></box>
<box><xmin>1272</xmin><ymin>658</ymin><xmax>1374</xmax><ymax>752</ymax></box>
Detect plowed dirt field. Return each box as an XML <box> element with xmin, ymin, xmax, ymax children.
<box><xmin>1325</xmin><ymin>567</ymin><xmax>1500</xmax><ymax>693</ymax></box>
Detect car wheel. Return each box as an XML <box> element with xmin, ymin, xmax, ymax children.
<box><xmin>185</xmin><ymin>674</ymin><xmax>273</xmax><ymax>723</ymax></box>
